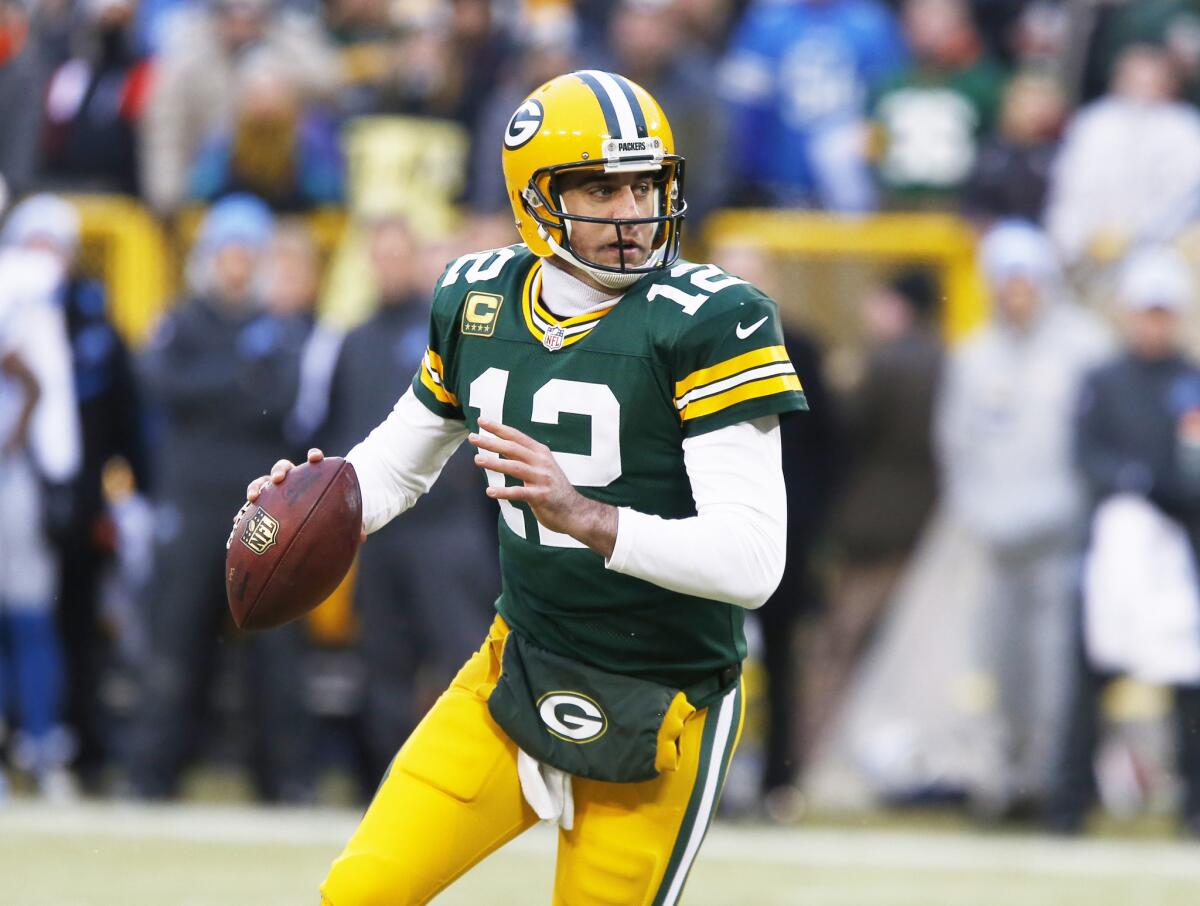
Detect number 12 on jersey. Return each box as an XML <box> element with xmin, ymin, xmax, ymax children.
<box><xmin>469</xmin><ymin>367</ymin><xmax>621</xmax><ymax>549</ymax></box>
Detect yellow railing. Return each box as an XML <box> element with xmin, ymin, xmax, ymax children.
<box><xmin>703</xmin><ymin>210</ymin><xmax>988</xmax><ymax>340</ymax></box>
<box><xmin>72</xmin><ymin>195</ymin><xmax>174</xmax><ymax>346</ymax></box>
<box><xmin>74</xmin><ymin>200</ymin><xmax>992</xmax><ymax>348</ymax></box>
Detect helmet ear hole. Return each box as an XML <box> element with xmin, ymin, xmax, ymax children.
<box><xmin>522</xmin><ymin>186</ymin><xmax>543</xmax><ymax>210</ymax></box>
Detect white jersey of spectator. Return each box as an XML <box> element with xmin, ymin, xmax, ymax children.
<box><xmin>1045</xmin><ymin>95</ymin><xmax>1200</xmax><ymax>263</ymax></box>
<box><xmin>0</xmin><ymin>247</ymin><xmax>80</xmax><ymax>483</ymax></box>
<box><xmin>140</xmin><ymin>4</ymin><xmax>339</xmax><ymax>213</ymax></box>
<box><xmin>936</xmin><ymin>224</ymin><xmax>1115</xmax><ymax>547</ymax></box>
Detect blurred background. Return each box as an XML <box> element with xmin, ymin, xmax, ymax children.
<box><xmin>4</xmin><ymin>0</ymin><xmax>1200</xmax><ymax>902</ymax></box>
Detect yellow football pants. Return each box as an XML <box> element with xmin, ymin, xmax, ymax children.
<box><xmin>321</xmin><ymin>616</ymin><xmax>745</xmax><ymax>906</ymax></box>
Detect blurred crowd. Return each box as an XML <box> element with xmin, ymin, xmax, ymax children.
<box><xmin>2</xmin><ymin>0</ymin><xmax>1200</xmax><ymax>840</ymax></box>
<box><xmin>0</xmin><ymin>0</ymin><xmax>1195</xmax><ymax>237</ymax></box>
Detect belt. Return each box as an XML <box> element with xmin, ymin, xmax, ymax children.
<box><xmin>682</xmin><ymin>662</ymin><xmax>742</xmax><ymax>711</ymax></box>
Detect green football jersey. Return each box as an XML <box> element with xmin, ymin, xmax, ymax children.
<box><xmin>411</xmin><ymin>245</ymin><xmax>807</xmax><ymax>688</ymax></box>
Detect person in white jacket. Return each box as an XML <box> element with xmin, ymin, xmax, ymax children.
<box><xmin>936</xmin><ymin>219</ymin><xmax>1114</xmax><ymax>819</ymax></box>
<box><xmin>0</xmin><ymin>196</ymin><xmax>82</xmax><ymax>799</ymax></box>
<box><xmin>1045</xmin><ymin>45</ymin><xmax>1200</xmax><ymax>266</ymax></box>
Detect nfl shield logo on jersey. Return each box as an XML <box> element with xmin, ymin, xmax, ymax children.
<box><xmin>543</xmin><ymin>325</ymin><xmax>565</xmax><ymax>352</ymax></box>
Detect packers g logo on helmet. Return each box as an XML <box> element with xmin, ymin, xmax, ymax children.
<box><xmin>505</xmin><ymin>99</ymin><xmax>544</xmax><ymax>150</ymax></box>
<box><xmin>501</xmin><ymin>70</ymin><xmax>687</xmax><ymax>278</ymax></box>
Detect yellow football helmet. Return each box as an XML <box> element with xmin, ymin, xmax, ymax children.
<box><xmin>501</xmin><ymin>70</ymin><xmax>687</xmax><ymax>279</ymax></box>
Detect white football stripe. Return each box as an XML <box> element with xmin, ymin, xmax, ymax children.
<box><xmin>583</xmin><ymin>69</ymin><xmax>639</xmax><ymax>140</ymax></box>
<box><xmin>661</xmin><ymin>683</ymin><xmax>739</xmax><ymax>906</ymax></box>
<box><xmin>675</xmin><ymin>362</ymin><xmax>797</xmax><ymax>410</ymax></box>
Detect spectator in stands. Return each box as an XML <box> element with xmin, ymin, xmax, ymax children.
<box><xmin>140</xmin><ymin>0</ymin><xmax>338</xmax><ymax>215</ymax></box>
<box><xmin>318</xmin><ymin>216</ymin><xmax>496</xmax><ymax>787</ymax></box>
<box><xmin>936</xmin><ymin>221</ymin><xmax>1113</xmax><ymax>822</ymax></box>
<box><xmin>674</xmin><ymin>0</ymin><xmax>744</xmax><ymax>54</ymax></box>
<box><xmin>965</xmin><ymin>0</ymin><xmax>1043</xmax><ymax>64</ymax></box>
<box><xmin>467</xmin><ymin>4</ymin><xmax>579</xmax><ymax>214</ymax></box>
<box><xmin>871</xmin><ymin>0</ymin><xmax>1008</xmax><ymax>207</ymax></box>
<box><xmin>0</xmin><ymin>198</ymin><xmax>82</xmax><ymax>801</ymax></box>
<box><xmin>967</xmin><ymin>71</ymin><xmax>1066</xmax><ymax>224</ymax></box>
<box><xmin>1045</xmin><ymin>44</ymin><xmax>1200</xmax><ymax>268</ymax></box>
<box><xmin>130</xmin><ymin>195</ymin><xmax>314</xmax><ymax>802</ymax></box>
<box><xmin>1051</xmin><ymin>247</ymin><xmax>1200</xmax><ymax>838</ymax></box>
<box><xmin>719</xmin><ymin>0</ymin><xmax>908</xmax><ymax>211</ymax></box>
<box><xmin>5</xmin><ymin>195</ymin><xmax>150</xmax><ymax>792</ymax></box>
<box><xmin>323</xmin><ymin>0</ymin><xmax>391</xmax><ymax>46</ymax></box>
<box><xmin>1084</xmin><ymin>0</ymin><xmax>1200</xmax><ymax>106</ymax></box>
<box><xmin>263</xmin><ymin>219</ymin><xmax>323</xmax><ymax>440</ymax></box>
<box><xmin>585</xmin><ymin>0</ymin><xmax>725</xmax><ymax>223</ymax></box>
<box><xmin>441</xmin><ymin>0</ymin><xmax>510</xmax><ymax>133</ymax></box>
<box><xmin>338</xmin><ymin>0</ymin><xmax>508</xmax><ymax>128</ymax></box>
<box><xmin>188</xmin><ymin>55</ymin><xmax>344</xmax><ymax>211</ymax></box>
<box><xmin>41</xmin><ymin>0</ymin><xmax>151</xmax><ymax>195</ymax></box>
<box><xmin>807</xmin><ymin>271</ymin><xmax>942</xmax><ymax>755</ymax></box>
<box><xmin>0</xmin><ymin>0</ymin><xmax>46</xmax><ymax>198</ymax></box>
<box><xmin>1003</xmin><ymin>1</ymin><xmax>1072</xmax><ymax>76</ymax></box>
<box><xmin>262</xmin><ymin>218</ymin><xmax>322</xmax><ymax>322</ymax></box>
<box><xmin>269</xmin><ymin>223</ymin><xmax>346</xmax><ymax>451</ymax></box>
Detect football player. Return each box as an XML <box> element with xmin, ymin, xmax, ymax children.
<box><xmin>248</xmin><ymin>70</ymin><xmax>807</xmax><ymax>905</ymax></box>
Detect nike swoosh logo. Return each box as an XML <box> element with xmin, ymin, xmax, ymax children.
<box><xmin>735</xmin><ymin>316</ymin><xmax>769</xmax><ymax>340</ymax></box>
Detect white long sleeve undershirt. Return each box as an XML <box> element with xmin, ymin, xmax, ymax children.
<box><xmin>345</xmin><ymin>389</ymin><xmax>787</xmax><ymax>610</ymax></box>
<box><xmin>346</xmin><ymin>389</ymin><xmax>468</xmax><ymax>532</ymax></box>
<box><xmin>607</xmin><ymin>415</ymin><xmax>786</xmax><ymax>609</ymax></box>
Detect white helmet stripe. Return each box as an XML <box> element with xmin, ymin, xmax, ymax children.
<box><xmin>580</xmin><ymin>69</ymin><xmax>639</xmax><ymax>140</ymax></box>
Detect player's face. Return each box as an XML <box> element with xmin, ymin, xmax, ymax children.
<box><xmin>557</xmin><ymin>170</ymin><xmax>658</xmax><ymax>269</ymax></box>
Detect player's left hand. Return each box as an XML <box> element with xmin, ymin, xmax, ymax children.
<box><xmin>470</xmin><ymin>418</ymin><xmax>617</xmax><ymax>557</ymax></box>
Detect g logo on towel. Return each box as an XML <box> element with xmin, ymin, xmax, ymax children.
<box><xmin>537</xmin><ymin>692</ymin><xmax>608</xmax><ymax>743</ymax></box>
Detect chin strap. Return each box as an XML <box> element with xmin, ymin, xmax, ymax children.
<box><xmin>541</xmin><ymin>196</ymin><xmax>662</xmax><ymax>290</ymax></box>
<box><xmin>542</xmin><ymin>228</ymin><xmax>648</xmax><ymax>290</ymax></box>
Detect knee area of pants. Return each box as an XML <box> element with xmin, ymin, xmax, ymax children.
<box><xmin>322</xmin><ymin>856</ymin><xmax>423</xmax><ymax>906</ymax></box>
<box><xmin>557</xmin><ymin>844</ymin><xmax>659</xmax><ymax>906</ymax></box>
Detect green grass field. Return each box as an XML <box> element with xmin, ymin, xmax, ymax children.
<box><xmin>2</xmin><ymin>802</ymin><xmax>1198</xmax><ymax>905</ymax></box>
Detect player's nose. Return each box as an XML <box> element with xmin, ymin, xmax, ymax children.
<box><xmin>611</xmin><ymin>186</ymin><xmax>641</xmax><ymax>220</ymax></box>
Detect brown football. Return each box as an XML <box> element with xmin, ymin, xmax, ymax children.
<box><xmin>225</xmin><ymin>457</ymin><xmax>362</xmax><ymax>630</ymax></box>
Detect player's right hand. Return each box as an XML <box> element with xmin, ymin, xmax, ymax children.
<box><xmin>246</xmin><ymin>448</ymin><xmax>325</xmax><ymax>502</ymax></box>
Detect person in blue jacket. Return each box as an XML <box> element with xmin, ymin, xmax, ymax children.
<box><xmin>720</xmin><ymin>0</ymin><xmax>908</xmax><ymax>211</ymax></box>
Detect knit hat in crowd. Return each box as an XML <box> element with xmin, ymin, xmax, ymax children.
<box><xmin>978</xmin><ymin>218</ymin><xmax>1062</xmax><ymax>289</ymax></box>
<box><xmin>2</xmin><ymin>193</ymin><xmax>81</xmax><ymax>255</ymax></box>
<box><xmin>194</xmin><ymin>193</ymin><xmax>275</xmax><ymax>255</ymax></box>
<box><xmin>1118</xmin><ymin>246</ymin><xmax>1194</xmax><ymax>312</ymax></box>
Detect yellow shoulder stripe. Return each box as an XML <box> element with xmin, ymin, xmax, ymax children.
<box><xmin>425</xmin><ymin>347</ymin><xmax>448</xmax><ymax>379</ymax></box>
<box><xmin>420</xmin><ymin>366</ymin><xmax>459</xmax><ymax>406</ymax></box>
<box><xmin>675</xmin><ymin>345</ymin><xmax>790</xmax><ymax>400</ymax></box>
<box><xmin>680</xmin><ymin>374</ymin><xmax>802</xmax><ymax>422</ymax></box>
<box><xmin>420</xmin><ymin>348</ymin><xmax>458</xmax><ymax>406</ymax></box>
